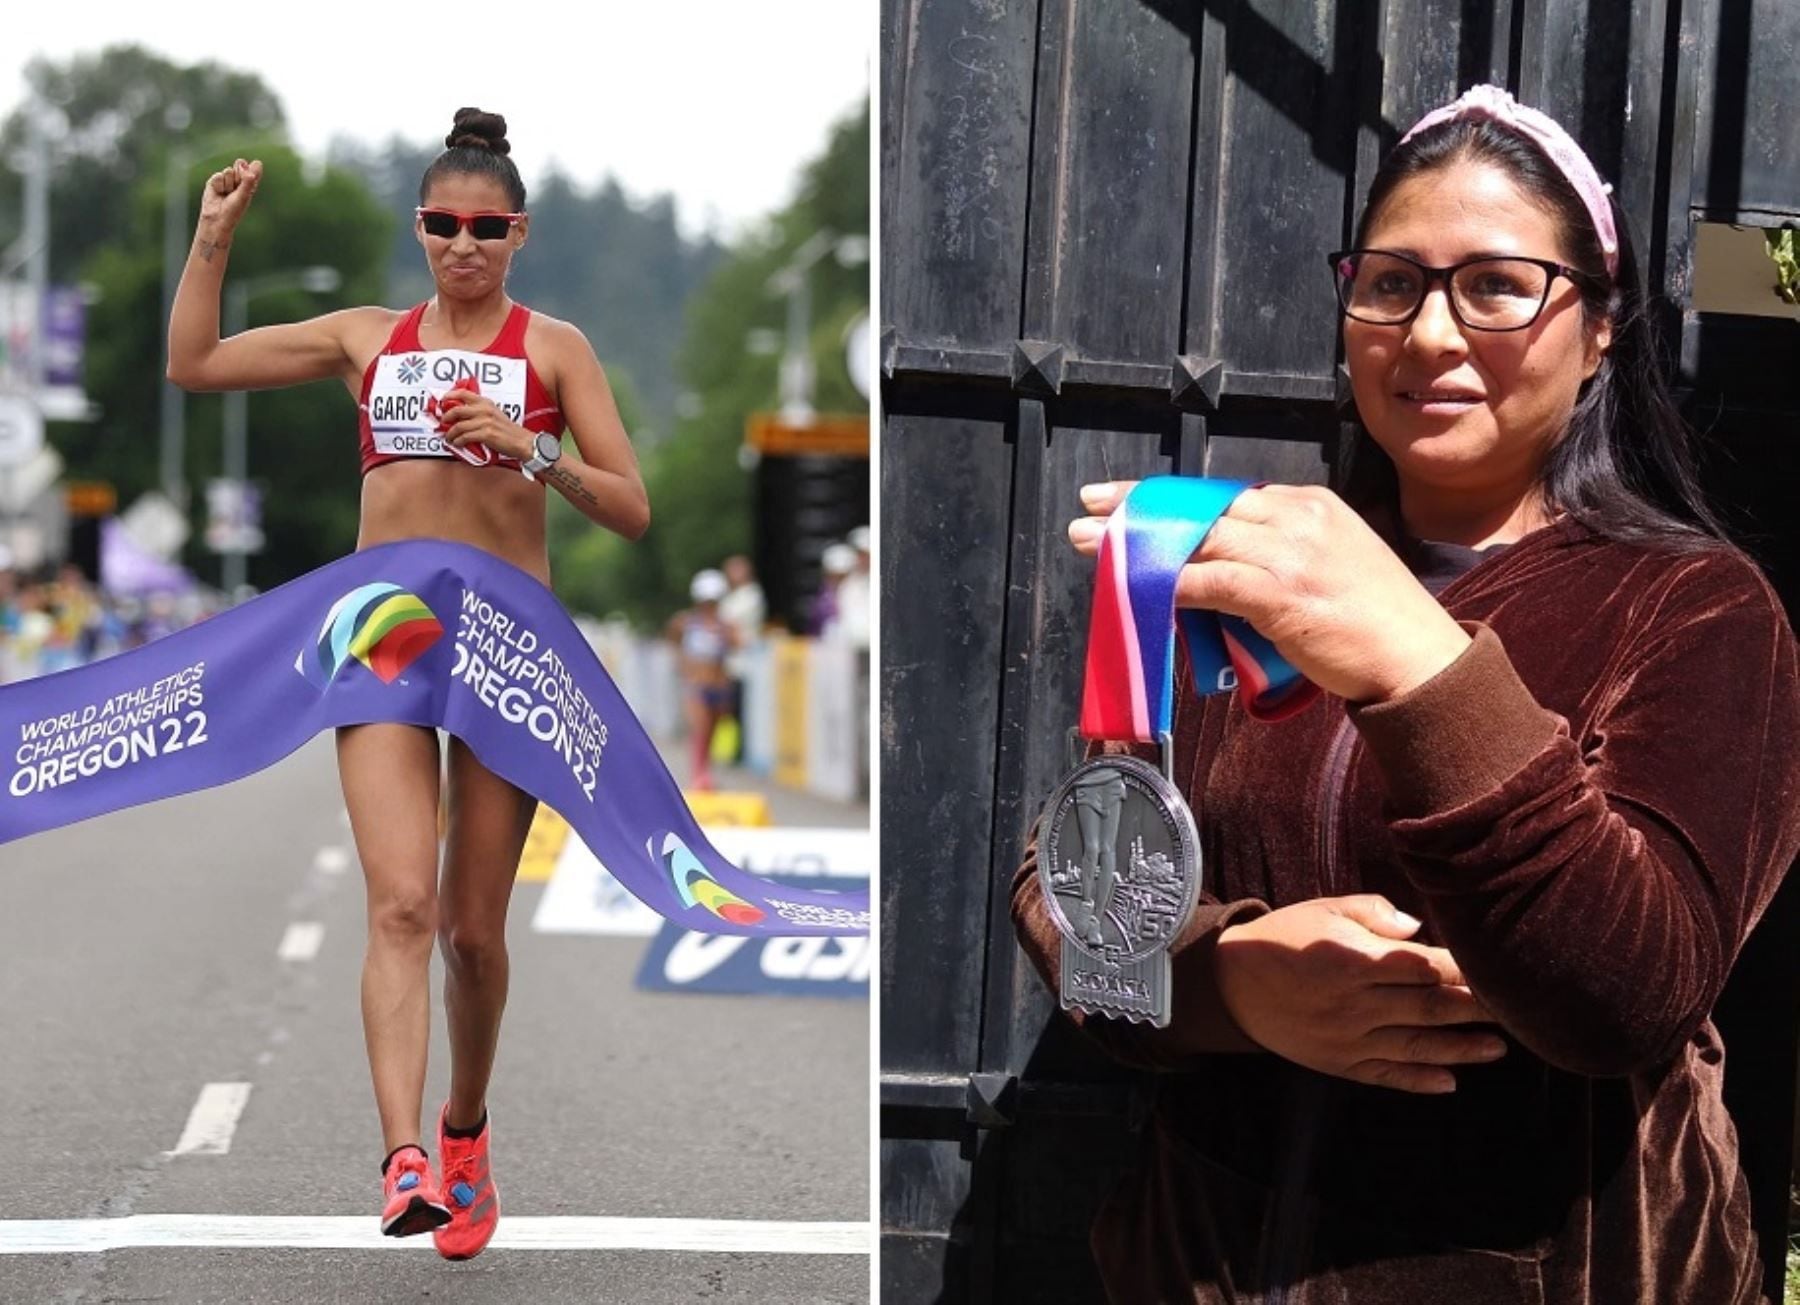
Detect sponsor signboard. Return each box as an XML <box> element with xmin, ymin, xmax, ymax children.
<box><xmin>633</xmin><ymin>876</ymin><xmax>871</xmax><ymax>997</ymax></box>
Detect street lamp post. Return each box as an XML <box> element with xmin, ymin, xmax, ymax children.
<box><xmin>765</xmin><ymin>231</ymin><xmax>868</xmax><ymax>425</ymax></box>
<box><xmin>0</xmin><ymin>93</ymin><xmax>54</xmax><ymax>569</ymax></box>
<box><xmin>159</xmin><ymin>102</ymin><xmax>192</xmax><ymax>511</ymax></box>
<box><xmin>218</xmin><ymin>265</ymin><xmax>341</xmax><ymax>595</ymax></box>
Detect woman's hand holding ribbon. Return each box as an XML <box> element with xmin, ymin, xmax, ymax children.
<box><xmin>439</xmin><ymin>388</ymin><xmax>534</xmax><ymax>464</ymax></box>
<box><xmin>1070</xmin><ymin>481</ymin><xmax>1472</xmax><ymax>705</ymax></box>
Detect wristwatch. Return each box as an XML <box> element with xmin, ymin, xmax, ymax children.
<box><xmin>521</xmin><ymin>432</ymin><xmax>563</xmax><ymax>481</ymax></box>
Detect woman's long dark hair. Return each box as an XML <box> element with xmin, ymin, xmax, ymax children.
<box><xmin>1337</xmin><ymin>115</ymin><xmax>1731</xmax><ymax>555</ymax></box>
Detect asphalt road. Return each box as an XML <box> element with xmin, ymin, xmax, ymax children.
<box><xmin>0</xmin><ymin>733</ymin><xmax>869</xmax><ymax>1303</ymax></box>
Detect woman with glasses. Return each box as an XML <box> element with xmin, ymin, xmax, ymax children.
<box><xmin>168</xmin><ymin>106</ymin><xmax>649</xmax><ymax>1259</ymax></box>
<box><xmin>1015</xmin><ymin>85</ymin><xmax>1799</xmax><ymax>1303</ymax></box>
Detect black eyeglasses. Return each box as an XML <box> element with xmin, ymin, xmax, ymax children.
<box><xmin>1327</xmin><ymin>249</ymin><xmax>1594</xmax><ymax>332</ymax></box>
<box><xmin>415</xmin><ymin>208</ymin><xmax>524</xmax><ymax>241</ymax></box>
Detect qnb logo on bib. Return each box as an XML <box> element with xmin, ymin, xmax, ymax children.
<box><xmin>295</xmin><ymin>582</ymin><xmax>445</xmax><ymax>690</ymax></box>
<box><xmin>654</xmin><ymin>831</ymin><xmax>766</xmax><ymax>925</ymax></box>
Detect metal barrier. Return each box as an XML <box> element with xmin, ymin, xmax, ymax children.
<box><xmin>586</xmin><ymin>620</ymin><xmax>869</xmax><ymax>804</ymax></box>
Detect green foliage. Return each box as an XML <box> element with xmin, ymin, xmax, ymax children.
<box><xmin>1767</xmin><ymin>229</ymin><xmax>1800</xmax><ymax>306</ymax></box>
<box><xmin>0</xmin><ymin>45</ymin><xmax>286</xmax><ymax>281</ymax></box>
<box><xmin>75</xmin><ymin>142</ymin><xmax>390</xmax><ymax>583</ymax></box>
<box><xmin>567</xmin><ymin>101</ymin><xmax>870</xmax><ymax>629</ymax></box>
<box><xmin>543</xmin><ymin>369</ymin><xmax>670</xmax><ymax>622</ymax></box>
<box><xmin>509</xmin><ymin>174</ymin><xmax>721</xmax><ymax>437</ymax></box>
<box><xmin>0</xmin><ymin>47</ymin><xmax>393</xmax><ymax>585</ymax></box>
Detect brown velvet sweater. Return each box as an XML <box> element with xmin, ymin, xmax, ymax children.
<box><xmin>1013</xmin><ymin>515</ymin><xmax>1800</xmax><ymax>1305</ymax></box>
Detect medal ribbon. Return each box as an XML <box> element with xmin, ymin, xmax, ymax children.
<box><xmin>1080</xmin><ymin>476</ymin><xmax>1318</xmax><ymax>740</ymax></box>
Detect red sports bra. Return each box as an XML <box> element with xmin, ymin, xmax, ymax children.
<box><xmin>357</xmin><ymin>301</ymin><xmax>564</xmax><ymax>475</ymax></box>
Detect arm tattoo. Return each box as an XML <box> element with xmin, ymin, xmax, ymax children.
<box><xmin>547</xmin><ymin>462</ymin><xmax>600</xmax><ymax>508</ymax></box>
<box><xmin>198</xmin><ymin>237</ymin><xmax>229</xmax><ymax>264</ymax></box>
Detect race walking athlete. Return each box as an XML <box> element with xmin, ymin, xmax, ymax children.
<box><xmin>667</xmin><ymin>569</ymin><xmax>739</xmax><ymax>793</ymax></box>
<box><xmin>167</xmin><ymin>107</ymin><xmax>649</xmax><ymax>1259</ymax></box>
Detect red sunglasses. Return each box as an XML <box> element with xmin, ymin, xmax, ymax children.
<box><xmin>415</xmin><ymin>208</ymin><xmax>524</xmax><ymax>241</ymax></box>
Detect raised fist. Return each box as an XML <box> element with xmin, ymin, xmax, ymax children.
<box><xmin>198</xmin><ymin>158</ymin><xmax>263</xmax><ymax>233</ymax></box>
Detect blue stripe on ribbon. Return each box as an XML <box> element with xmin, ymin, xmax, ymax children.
<box><xmin>1122</xmin><ymin>476</ymin><xmax>1313</xmax><ymax>730</ymax></box>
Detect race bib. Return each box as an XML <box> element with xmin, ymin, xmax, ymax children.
<box><xmin>365</xmin><ymin>350</ymin><xmax>528</xmax><ymax>459</ymax></box>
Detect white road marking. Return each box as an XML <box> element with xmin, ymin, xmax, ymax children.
<box><xmin>167</xmin><ymin>1083</ymin><xmax>253</xmax><ymax>1157</ymax></box>
<box><xmin>314</xmin><ymin>846</ymin><xmax>350</xmax><ymax>875</ymax></box>
<box><xmin>276</xmin><ymin>922</ymin><xmax>325</xmax><ymax>962</ymax></box>
<box><xmin>0</xmin><ymin>1215</ymin><xmax>871</xmax><ymax>1256</ymax></box>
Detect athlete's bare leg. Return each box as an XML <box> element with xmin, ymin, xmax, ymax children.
<box><xmin>685</xmin><ymin>691</ymin><xmax>717</xmax><ymax>791</ymax></box>
<box><xmin>438</xmin><ymin>735</ymin><xmax>535</xmax><ymax>1131</ymax></box>
<box><xmin>338</xmin><ymin>723</ymin><xmax>442</xmax><ymax>1155</ymax></box>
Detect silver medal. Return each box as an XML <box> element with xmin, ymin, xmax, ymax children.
<box><xmin>1037</xmin><ymin>751</ymin><xmax>1201</xmax><ymax>1027</ymax></box>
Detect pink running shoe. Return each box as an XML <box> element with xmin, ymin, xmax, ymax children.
<box><xmin>380</xmin><ymin>1145</ymin><xmax>451</xmax><ymax>1238</ymax></box>
<box><xmin>433</xmin><ymin>1104</ymin><xmax>500</xmax><ymax>1260</ymax></box>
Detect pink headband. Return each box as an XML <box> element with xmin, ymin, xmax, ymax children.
<box><xmin>1398</xmin><ymin>84</ymin><xmax>1619</xmax><ymax>279</ymax></box>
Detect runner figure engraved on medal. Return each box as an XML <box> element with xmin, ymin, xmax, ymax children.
<box><xmin>1038</xmin><ymin>753</ymin><xmax>1201</xmax><ymax>1027</ymax></box>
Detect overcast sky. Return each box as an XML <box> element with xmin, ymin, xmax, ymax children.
<box><xmin>2</xmin><ymin>1</ymin><xmax>870</xmax><ymax>238</ymax></box>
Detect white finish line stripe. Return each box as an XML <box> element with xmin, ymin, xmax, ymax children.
<box><xmin>167</xmin><ymin>1083</ymin><xmax>252</xmax><ymax>1156</ymax></box>
<box><xmin>276</xmin><ymin>922</ymin><xmax>325</xmax><ymax>961</ymax></box>
<box><xmin>0</xmin><ymin>1216</ymin><xmax>870</xmax><ymax>1256</ymax></box>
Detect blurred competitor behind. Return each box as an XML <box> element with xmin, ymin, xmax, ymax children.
<box><xmin>668</xmin><ymin>569</ymin><xmax>739</xmax><ymax>792</ymax></box>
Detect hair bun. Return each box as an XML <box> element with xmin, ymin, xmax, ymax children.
<box><xmin>445</xmin><ymin>107</ymin><xmax>510</xmax><ymax>157</ymax></box>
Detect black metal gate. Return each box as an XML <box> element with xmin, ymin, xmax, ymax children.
<box><xmin>878</xmin><ymin>1</ymin><xmax>1800</xmax><ymax>1301</ymax></box>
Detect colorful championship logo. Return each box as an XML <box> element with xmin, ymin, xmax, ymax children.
<box><xmin>396</xmin><ymin>355</ymin><xmax>427</xmax><ymax>385</ymax></box>
<box><xmin>653</xmin><ymin>831</ymin><xmax>766</xmax><ymax>925</ymax></box>
<box><xmin>294</xmin><ymin>582</ymin><xmax>444</xmax><ymax>689</ymax></box>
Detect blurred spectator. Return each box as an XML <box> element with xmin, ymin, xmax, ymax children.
<box><xmin>719</xmin><ymin>555</ymin><xmax>766</xmax><ymax>646</ymax></box>
<box><xmin>142</xmin><ymin>593</ymin><xmax>182</xmax><ymax>645</ymax></box>
<box><xmin>46</xmin><ymin>564</ymin><xmax>100</xmax><ymax>671</ymax></box>
<box><xmin>833</xmin><ymin>527</ymin><xmax>871</xmax><ymax>651</ymax></box>
<box><xmin>12</xmin><ymin>587</ymin><xmax>55</xmax><ymax>676</ymax></box>
<box><xmin>0</xmin><ymin>550</ymin><xmax>207</xmax><ymax>686</ymax></box>
<box><xmin>0</xmin><ymin>556</ymin><xmax>21</xmax><ymax>683</ymax></box>
<box><xmin>719</xmin><ymin>555</ymin><xmax>766</xmax><ymax>764</ymax></box>
<box><xmin>813</xmin><ymin>542</ymin><xmax>856</xmax><ymax>637</ymax></box>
